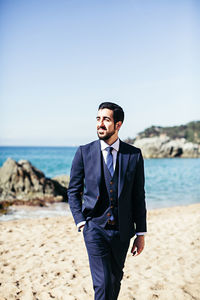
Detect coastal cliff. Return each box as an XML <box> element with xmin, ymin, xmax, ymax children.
<box><xmin>125</xmin><ymin>121</ymin><xmax>200</xmax><ymax>158</ymax></box>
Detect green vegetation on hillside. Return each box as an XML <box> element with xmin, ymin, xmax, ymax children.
<box><xmin>124</xmin><ymin>121</ymin><xmax>200</xmax><ymax>144</ymax></box>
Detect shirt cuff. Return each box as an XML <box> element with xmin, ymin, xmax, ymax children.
<box><xmin>136</xmin><ymin>232</ymin><xmax>147</xmax><ymax>236</ymax></box>
<box><xmin>77</xmin><ymin>221</ymin><xmax>86</xmax><ymax>232</ymax></box>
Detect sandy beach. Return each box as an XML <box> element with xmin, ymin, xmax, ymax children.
<box><xmin>0</xmin><ymin>203</ymin><xmax>200</xmax><ymax>300</ymax></box>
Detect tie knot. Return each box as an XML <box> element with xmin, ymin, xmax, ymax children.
<box><xmin>106</xmin><ymin>147</ymin><xmax>113</xmax><ymax>154</ymax></box>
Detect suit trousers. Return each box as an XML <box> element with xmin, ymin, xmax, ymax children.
<box><xmin>83</xmin><ymin>220</ymin><xmax>130</xmax><ymax>300</ymax></box>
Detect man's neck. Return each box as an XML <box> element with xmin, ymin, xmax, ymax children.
<box><xmin>105</xmin><ymin>135</ymin><xmax>119</xmax><ymax>146</ymax></box>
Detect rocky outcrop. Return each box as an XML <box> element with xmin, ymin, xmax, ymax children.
<box><xmin>0</xmin><ymin>158</ymin><xmax>68</xmax><ymax>204</ymax></box>
<box><xmin>133</xmin><ymin>136</ymin><xmax>200</xmax><ymax>158</ymax></box>
<box><xmin>52</xmin><ymin>175</ymin><xmax>70</xmax><ymax>189</ymax></box>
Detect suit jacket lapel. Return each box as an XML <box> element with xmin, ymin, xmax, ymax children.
<box><xmin>90</xmin><ymin>140</ymin><xmax>102</xmax><ymax>193</ymax></box>
<box><xmin>118</xmin><ymin>141</ymin><xmax>130</xmax><ymax>198</ymax></box>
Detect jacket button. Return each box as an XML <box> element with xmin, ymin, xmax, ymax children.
<box><xmin>110</xmin><ymin>181</ymin><xmax>113</xmax><ymax>185</ymax></box>
<box><xmin>110</xmin><ymin>189</ymin><xmax>113</xmax><ymax>193</ymax></box>
<box><xmin>110</xmin><ymin>206</ymin><xmax>114</xmax><ymax>209</ymax></box>
<box><xmin>110</xmin><ymin>197</ymin><xmax>113</xmax><ymax>201</ymax></box>
<box><xmin>107</xmin><ymin>212</ymin><xmax>111</xmax><ymax>217</ymax></box>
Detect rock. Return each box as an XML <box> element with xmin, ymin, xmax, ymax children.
<box><xmin>133</xmin><ymin>136</ymin><xmax>200</xmax><ymax>158</ymax></box>
<box><xmin>0</xmin><ymin>158</ymin><xmax>68</xmax><ymax>204</ymax></box>
<box><xmin>52</xmin><ymin>175</ymin><xmax>70</xmax><ymax>189</ymax></box>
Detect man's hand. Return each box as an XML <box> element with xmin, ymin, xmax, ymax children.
<box><xmin>131</xmin><ymin>235</ymin><xmax>145</xmax><ymax>256</ymax></box>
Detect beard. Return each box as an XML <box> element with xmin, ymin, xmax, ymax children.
<box><xmin>97</xmin><ymin>127</ymin><xmax>116</xmax><ymax>141</ymax></box>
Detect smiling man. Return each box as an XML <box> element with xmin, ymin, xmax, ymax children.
<box><xmin>68</xmin><ymin>102</ymin><xmax>147</xmax><ymax>300</ymax></box>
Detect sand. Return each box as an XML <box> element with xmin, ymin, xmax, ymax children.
<box><xmin>0</xmin><ymin>203</ymin><xmax>200</xmax><ymax>300</ymax></box>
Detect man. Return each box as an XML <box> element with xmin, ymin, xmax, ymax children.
<box><xmin>68</xmin><ymin>102</ymin><xmax>147</xmax><ymax>300</ymax></box>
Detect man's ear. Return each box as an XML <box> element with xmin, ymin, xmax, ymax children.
<box><xmin>115</xmin><ymin>121</ymin><xmax>122</xmax><ymax>131</ymax></box>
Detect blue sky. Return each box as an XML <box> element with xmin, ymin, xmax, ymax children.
<box><xmin>0</xmin><ymin>0</ymin><xmax>199</xmax><ymax>146</ymax></box>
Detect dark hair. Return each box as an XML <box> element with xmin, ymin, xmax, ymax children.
<box><xmin>98</xmin><ymin>102</ymin><xmax>124</xmax><ymax>124</ymax></box>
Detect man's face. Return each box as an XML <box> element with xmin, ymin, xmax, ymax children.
<box><xmin>96</xmin><ymin>108</ymin><xmax>117</xmax><ymax>141</ymax></box>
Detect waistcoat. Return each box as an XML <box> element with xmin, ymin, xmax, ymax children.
<box><xmin>91</xmin><ymin>153</ymin><xmax>119</xmax><ymax>228</ymax></box>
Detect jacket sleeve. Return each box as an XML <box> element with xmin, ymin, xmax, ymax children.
<box><xmin>132</xmin><ymin>150</ymin><xmax>147</xmax><ymax>233</ymax></box>
<box><xmin>68</xmin><ymin>146</ymin><xmax>86</xmax><ymax>225</ymax></box>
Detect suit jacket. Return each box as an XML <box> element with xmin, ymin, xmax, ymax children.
<box><xmin>68</xmin><ymin>139</ymin><xmax>147</xmax><ymax>241</ymax></box>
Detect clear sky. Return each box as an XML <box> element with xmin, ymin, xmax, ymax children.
<box><xmin>0</xmin><ymin>0</ymin><xmax>199</xmax><ymax>146</ymax></box>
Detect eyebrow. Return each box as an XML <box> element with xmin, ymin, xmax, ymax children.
<box><xmin>96</xmin><ymin>116</ymin><xmax>112</xmax><ymax>120</ymax></box>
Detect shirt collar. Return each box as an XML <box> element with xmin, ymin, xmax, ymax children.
<box><xmin>100</xmin><ymin>138</ymin><xmax>120</xmax><ymax>152</ymax></box>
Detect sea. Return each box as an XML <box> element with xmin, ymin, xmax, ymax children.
<box><xmin>0</xmin><ymin>146</ymin><xmax>200</xmax><ymax>221</ymax></box>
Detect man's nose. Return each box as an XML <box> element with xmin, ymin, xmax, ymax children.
<box><xmin>97</xmin><ymin>119</ymin><xmax>104</xmax><ymax>127</ymax></box>
<box><xmin>100</xmin><ymin>119</ymin><xmax>104</xmax><ymax>126</ymax></box>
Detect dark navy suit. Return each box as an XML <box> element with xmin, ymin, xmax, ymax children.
<box><xmin>68</xmin><ymin>139</ymin><xmax>146</xmax><ymax>299</ymax></box>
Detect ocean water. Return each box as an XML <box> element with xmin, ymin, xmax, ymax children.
<box><xmin>0</xmin><ymin>146</ymin><xmax>76</xmax><ymax>177</ymax></box>
<box><xmin>0</xmin><ymin>146</ymin><xmax>200</xmax><ymax>214</ymax></box>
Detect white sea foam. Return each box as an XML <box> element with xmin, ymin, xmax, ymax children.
<box><xmin>0</xmin><ymin>202</ymin><xmax>70</xmax><ymax>222</ymax></box>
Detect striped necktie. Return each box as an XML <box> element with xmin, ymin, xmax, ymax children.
<box><xmin>106</xmin><ymin>147</ymin><xmax>114</xmax><ymax>177</ymax></box>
